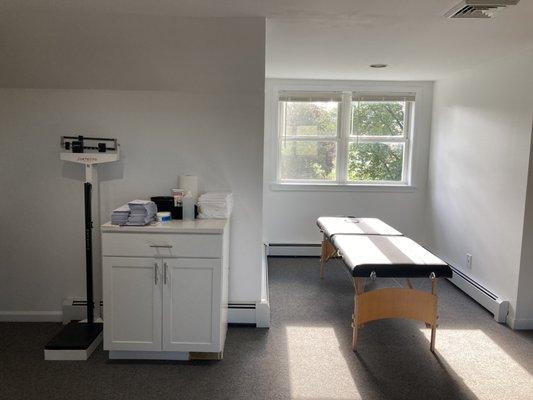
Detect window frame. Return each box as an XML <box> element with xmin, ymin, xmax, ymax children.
<box><xmin>276</xmin><ymin>91</ymin><xmax>414</xmax><ymax>186</ymax></box>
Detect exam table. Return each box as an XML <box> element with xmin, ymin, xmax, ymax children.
<box><xmin>317</xmin><ymin>217</ymin><xmax>452</xmax><ymax>352</ymax></box>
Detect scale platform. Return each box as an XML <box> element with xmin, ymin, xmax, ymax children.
<box><xmin>44</xmin><ymin>322</ymin><xmax>103</xmax><ymax>361</ymax></box>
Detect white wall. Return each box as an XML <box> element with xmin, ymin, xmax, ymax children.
<box><xmin>0</xmin><ymin>13</ymin><xmax>266</xmax><ymax>317</ymax></box>
<box><xmin>0</xmin><ymin>11</ymin><xmax>265</xmax><ymax>94</ymax></box>
<box><xmin>426</xmin><ymin>51</ymin><xmax>533</xmax><ymax>325</ymax></box>
<box><xmin>263</xmin><ymin>79</ymin><xmax>434</xmax><ymax>244</ymax></box>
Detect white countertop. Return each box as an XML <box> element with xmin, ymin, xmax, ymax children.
<box><xmin>101</xmin><ymin>219</ymin><xmax>228</xmax><ymax>234</ymax></box>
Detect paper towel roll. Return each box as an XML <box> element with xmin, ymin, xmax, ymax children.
<box><xmin>179</xmin><ymin>175</ymin><xmax>198</xmax><ymax>200</ymax></box>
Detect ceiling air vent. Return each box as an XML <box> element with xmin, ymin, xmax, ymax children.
<box><xmin>445</xmin><ymin>0</ymin><xmax>520</xmax><ymax>18</ymax></box>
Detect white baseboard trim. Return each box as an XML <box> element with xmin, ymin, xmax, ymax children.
<box><xmin>0</xmin><ymin>311</ymin><xmax>63</xmax><ymax>322</ymax></box>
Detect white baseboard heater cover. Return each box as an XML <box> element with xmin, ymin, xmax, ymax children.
<box><xmin>228</xmin><ymin>303</ymin><xmax>257</xmax><ymax>324</ymax></box>
<box><xmin>63</xmin><ymin>299</ymin><xmax>266</xmax><ymax>326</ymax></box>
<box><xmin>227</xmin><ymin>302</ymin><xmax>270</xmax><ymax>327</ymax></box>
<box><xmin>228</xmin><ymin>242</ymin><xmax>270</xmax><ymax>327</ymax></box>
<box><xmin>62</xmin><ymin>299</ymin><xmax>103</xmax><ymax>324</ymax></box>
<box><xmin>447</xmin><ymin>266</ymin><xmax>509</xmax><ymax>323</ymax></box>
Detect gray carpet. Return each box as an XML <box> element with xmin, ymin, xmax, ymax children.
<box><xmin>1</xmin><ymin>257</ymin><xmax>532</xmax><ymax>400</ymax></box>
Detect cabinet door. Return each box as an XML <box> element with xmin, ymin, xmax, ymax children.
<box><xmin>162</xmin><ymin>258</ymin><xmax>221</xmax><ymax>352</ymax></box>
<box><xmin>103</xmin><ymin>257</ymin><xmax>162</xmax><ymax>351</ymax></box>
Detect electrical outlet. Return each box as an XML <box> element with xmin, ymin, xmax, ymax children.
<box><xmin>466</xmin><ymin>253</ymin><xmax>472</xmax><ymax>269</ymax></box>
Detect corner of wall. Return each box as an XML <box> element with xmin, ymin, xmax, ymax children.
<box><xmin>514</xmin><ymin>115</ymin><xmax>533</xmax><ymax>326</ymax></box>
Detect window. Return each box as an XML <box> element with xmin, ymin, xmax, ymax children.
<box><xmin>277</xmin><ymin>91</ymin><xmax>414</xmax><ymax>186</ymax></box>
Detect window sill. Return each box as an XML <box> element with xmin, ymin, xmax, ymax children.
<box><xmin>269</xmin><ymin>182</ymin><xmax>417</xmax><ymax>193</ymax></box>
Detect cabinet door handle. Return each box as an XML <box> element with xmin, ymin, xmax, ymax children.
<box><xmin>154</xmin><ymin>262</ymin><xmax>159</xmax><ymax>285</ymax></box>
<box><xmin>149</xmin><ymin>244</ymin><xmax>173</xmax><ymax>248</ymax></box>
<box><xmin>163</xmin><ymin>262</ymin><xmax>168</xmax><ymax>284</ymax></box>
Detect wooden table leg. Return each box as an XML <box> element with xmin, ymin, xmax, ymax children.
<box><xmin>352</xmin><ymin>312</ymin><xmax>358</xmax><ymax>352</ymax></box>
<box><xmin>320</xmin><ymin>235</ymin><xmax>327</xmax><ymax>279</ymax></box>
<box><xmin>320</xmin><ymin>235</ymin><xmax>336</xmax><ymax>279</ymax></box>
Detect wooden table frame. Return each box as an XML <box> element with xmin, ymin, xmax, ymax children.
<box><xmin>320</xmin><ymin>234</ymin><xmax>439</xmax><ymax>353</ymax></box>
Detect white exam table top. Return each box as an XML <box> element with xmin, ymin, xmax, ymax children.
<box><xmin>317</xmin><ymin>216</ymin><xmax>402</xmax><ymax>238</ymax></box>
<box><xmin>331</xmin><ymin>234</ymin><xmax>451</xmax><ymax>278</ymax></box>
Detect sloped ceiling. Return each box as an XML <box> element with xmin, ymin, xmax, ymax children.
<box><xmin>1</xmin><ymin>0</ymin><xmax>532</xmax><ymax>81</ymax></box>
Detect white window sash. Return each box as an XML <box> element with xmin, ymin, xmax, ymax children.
<box><xmin>351</xmin><ymin>93</ymin><xmax>416</xmax><ymax>102</ymax></box>
<box><xmin>277</xmin><ymin>93</ymin><xmax>414</xmax><ymax>185</ymax></box>
<box><xmin>281</xmin><ymin>137</ymin><xmax>340</xmax><ymax>142</ymax></box>
<box><xmin>337</xmin><ymin>92</ymin><xmax>351</xmax><ymax>185</ymax></box>
<box><xmin>279</xmin><ymin>91</ymin><xmax>343</xmax><ymax>102</ymax></box>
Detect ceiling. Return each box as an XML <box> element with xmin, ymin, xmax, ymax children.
<box><xmin>265</xmin><ymin>1</ymin><xmax>533</xmax><ymax>80</ymax></box>
<box><xmin>1</xmin><ymin>0</ymin><xmax>533</xmax><ymax>80</ymax></box>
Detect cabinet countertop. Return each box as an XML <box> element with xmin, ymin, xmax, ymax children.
<box><xmin>101</xmin><ymin>219</ymin><xmax>228</xmax><ymax>234</ymax></box>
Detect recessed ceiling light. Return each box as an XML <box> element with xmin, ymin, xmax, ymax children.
<box><xmin>370</xmin><ymin>64</ymin><xmax>388</xmax><ymax>68</ymax></box>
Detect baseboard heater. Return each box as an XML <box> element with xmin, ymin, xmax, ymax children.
<box><xmin>65</xmin><ymin>299</ymin><xmax>261</xmax><ymax>325</ymax></box>
<box><xmin>228</xmin><ymin>303</ymin><xmax>257</xmax><ymax>325</ymax></box>
<box><xmin>62</xmin><ymin>299</ymin><xmax>103</xmax><ymax>324</ymax></box>
<box><xmin>267</xmin><ymin>243</ymin><xmax>321</xmax><ymax>257</ymax></box>
<box><xmin>447</xmin><ymin>265</ymin><xmax>509</xmax><ymax>323</ymax></box>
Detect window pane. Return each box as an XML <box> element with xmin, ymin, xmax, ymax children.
<box><xmin>280</xmin><ymin>141</ymin><xmax>337</xmax><ymax>181</ymax></box>
<box><xmin>282</xmin><ymin>101</ymin><xmax>339</xmax><ymax>137</ymax></box>
<box><xmin>351</xmin><ymin>101</ymin><xmax>406</xmax><ymax>136</ymax></box>
<box><xmin>348</xmin><ymin>142</ymin><xmax>404</xmax><ymax>182</ymax></box>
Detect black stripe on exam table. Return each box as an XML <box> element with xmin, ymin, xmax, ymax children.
<box><xmin>347</xmin><ymin>263</ymin><xmax>453</xmax><ymax>278</ymax></box>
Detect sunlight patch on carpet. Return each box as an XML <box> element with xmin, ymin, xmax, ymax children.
<box><xmin>421</xmin><ymin>328</ymin><xmax>532</xmax><ymax>400</ymax></box>
<box><xmin>286</xmin><ymin>326</ymin><xmax>360</xmax><ymax>400</ymax></box>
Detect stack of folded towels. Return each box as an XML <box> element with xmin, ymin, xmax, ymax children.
<box><xmin>110</xmin><ymin>200</ymin><xmax>157</xmax><ymax>226</ymax></box>
<box><xmin>198</xmin><ymin>192</ymin><xmax>233</xmax><ymax>219</ymax></box>
<box><xmin>127</xmin><ymin>200</ymin><xmax>157</xmax><ymax>225</ymax></box>
<box><xmin>111</xmin><ymin>204</ymin><xmax>130</xmax><ymax>226</ymax></box>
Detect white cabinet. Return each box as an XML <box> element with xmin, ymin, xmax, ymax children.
<box><xmin>101</xmin><ymin>220</ymin><xmax>229</xmax><ymax>360</ymax></box>
<box><xmin>102</xmin><ymin>257</ymin><xmax>162</xmax><ymax>351</ymax></box>
<box><xmin>162</xmin><ymin>258</ymin><xmax>220</xmax><ymax>352</ymax></box>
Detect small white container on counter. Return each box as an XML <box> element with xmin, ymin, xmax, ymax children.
<box><xmin>157</xmin><ymin>211</ymin><xmax>171</xmax><ymax>223</ymax></box>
